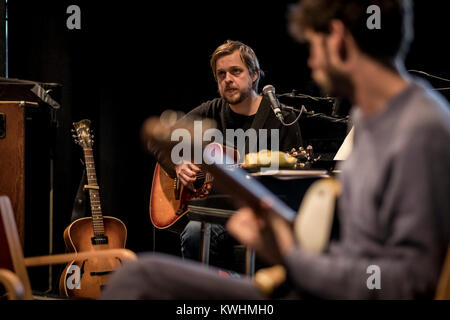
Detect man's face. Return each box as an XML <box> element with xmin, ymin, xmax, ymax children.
<box><xmin>304</xmin><ymin>29</ymin><xmax>353</xmax><ymax>98</ymax></box>
<box><xmin>215</xmin><ymin>50</ymin><xmax>256</xmax><ymax>105</ymax></box>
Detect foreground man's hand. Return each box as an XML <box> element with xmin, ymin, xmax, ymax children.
<box><xmin>227</xmin><ymin>201</ymin><xmax>296</xmax><ymax>265</ymax></box>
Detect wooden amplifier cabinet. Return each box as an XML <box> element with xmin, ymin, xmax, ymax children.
<box><xmin>0</xmin><ymin>78</ymin><xmax>61</xmax><ymax>293</ymax></box>
<box><xmin>0</xmin><ymin>100</ymin><xmax>54</xmax><ymax>256</ymax></box>
<box><xmin>0</xmin><ymin>101</ymin><xmax>29</xmax><ymax>247</ymax></box>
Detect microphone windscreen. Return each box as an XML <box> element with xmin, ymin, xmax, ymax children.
<box><xmin>262</xmin><ymin>85</ymin><xmax>275</xmax><ymax>94</ymax></box>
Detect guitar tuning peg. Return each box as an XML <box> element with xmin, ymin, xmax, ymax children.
<box><xmin>71</xmin><ymin>129</ymin><xmax>75</xmax><ymax>132</ymax></box>
<box><xmin>72</xmin><ymin>134</ymin><xmax>77</xmax><ymax>138</ymax></box>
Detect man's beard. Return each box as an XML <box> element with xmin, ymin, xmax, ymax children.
<box><xmin>318</xmin><ymin>39</ymin><xmax>355</xmax><ymax>100</ymax></box>
<box><xmin>220</xmin><ymin>81</ymin><xmax>253</xmax><ymax>105</ymax></box>
<box><xmin>320</xmin><ymin>65</ymin><xmax>354</xmax><ymax>101</ymax></box>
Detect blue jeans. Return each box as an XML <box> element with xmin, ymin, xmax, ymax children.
<box><xmin>180</xmin><ymin>221</ymin><xmax>238</xmax><ymax>271</ymax></box>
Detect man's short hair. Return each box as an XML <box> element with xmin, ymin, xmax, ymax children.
<box><xmin>210</xmin><ymin>40</ymin><xmax>264</xmax><ymax>92</ymax></box>
<box><xmin>289</xmin><ymin>0</ymin><xmax>414</xmax><ymax>66</ymax></box>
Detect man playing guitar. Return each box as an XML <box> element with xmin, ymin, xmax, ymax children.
<box><xmin>148</xmin><ymin>40</ymin><xmax>303</xmax><ymax>272</ymax></box>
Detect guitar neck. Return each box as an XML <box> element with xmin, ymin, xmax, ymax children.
<box><xmin>196</xmin><ymin>163</ymin><xmax>240</xmax><ymax>183</ymax></box>
<box><xmin>83</xmin><ymin>148</ymin><xmax>105</xmax><ymax>236</ymax></box>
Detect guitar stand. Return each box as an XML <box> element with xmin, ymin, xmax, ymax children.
<box><xmin>71</xmin><ymin>165</ymin><xmax>88</xmax><ymax>222</ymax></box>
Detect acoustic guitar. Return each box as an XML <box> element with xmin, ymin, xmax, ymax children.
<box><xmin>149</xmin><ymin>143</ymin><xmax>239</xmax><ymax>231</ymax></box>
<box><xmin>147</xmin><ymin>118</ymin><xmax>318</xmax><ymax>232</ymax></box>
<box><xmin>59</xmin><ymin>119</ymin><xmax>127</xmax><ymax>299</ymax></box>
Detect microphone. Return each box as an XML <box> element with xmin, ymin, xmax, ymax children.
<box><xmin>263</xmin><ymin>85</ymin><xmax>284</xmax><ymax>122</ymax></box>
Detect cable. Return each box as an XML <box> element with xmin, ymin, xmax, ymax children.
<box><xmin>277</xmin><ymin>91</ymin><xmax>335</xmax><ymax>102</ymax></box>
<box><xmin>408</xmin><ymin>70</ymin><xmax>450</xmax><ymax>82</ymax></box>
<box><xmin>408</xmin><ymin>69</ymin><xmax>450</xmax><ymax>91</ymax></box>
<box><xmin>281</xmin><ymin>104</ymin><xmax>349</xmax><ymax>124</ymax></box>
<box><xmin>305</xmin><ymin>112</ymin><xmax>349</xmax><ymax>123</ymax></box>
<box><xmin>275</xmin><ymin>90</ymin><xmax>338</xmax><ymax>126</ymax></box>
<box><xmin>279</xmin><ymin>104</ymin><xmax>304</xmax><ymax>126</ymax></box>
<box><xmin>278</xmin><ymin>90</ymin><xmax>349</xmax><ymax>124</ymax></box>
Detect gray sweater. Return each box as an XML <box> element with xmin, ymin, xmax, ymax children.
<box><xmin>284</xmin><ymin>79</ymin><xmax>450</xmax><ymax>299</ymax></box>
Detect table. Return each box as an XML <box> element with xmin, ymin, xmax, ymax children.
<box><xmin>185</xmin><ymin>169</ymin><xmax>330</xmax><ymax>276</ymax></box>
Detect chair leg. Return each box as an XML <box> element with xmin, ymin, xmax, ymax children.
<box><xmin>201</xmin><ymin>222</ymin><xmax>211</xmax><ymax>265</ymax></box>
<box><xmin>0</xmin><ymin>269</ymin><xmax>27</xmax><ymax>300</ymax></box>
<box><xmin>245</xmin><ymin>248</ymin><xmax>255</xmax><ymax>277</ymax></box>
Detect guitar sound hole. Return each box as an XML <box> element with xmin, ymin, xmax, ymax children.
<box><xmin>194</xmin><ymin>175</ymin><xmax>205</xmax><ymax>190</ymax></box>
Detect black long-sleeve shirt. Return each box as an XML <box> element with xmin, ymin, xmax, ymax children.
<box><xmin>151</xmin><ymin>96</ymin><xmax>303</xmax><ymax>177</ymax></box>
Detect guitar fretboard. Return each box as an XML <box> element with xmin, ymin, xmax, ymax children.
<box><xmin>83</xmin><ymin>148</ymin><xmax>105</xmax><ymax>236</ymax></box>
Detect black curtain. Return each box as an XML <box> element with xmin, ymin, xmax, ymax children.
<box><xmin>7</xmin><ymin>0</ymin><xmax>450</xmax><ymax>263</ymax></box>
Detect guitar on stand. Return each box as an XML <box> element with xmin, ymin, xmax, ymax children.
<box><xmin>59</xmin><ymin>119</ymin><xmax>127</xmax><ymax>299</ymax></box>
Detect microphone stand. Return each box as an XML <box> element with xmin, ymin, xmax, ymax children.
<box><xmin>281</xmin><ymin>104</ymin><xmax>349</xmax><ymax>124</ymax></box>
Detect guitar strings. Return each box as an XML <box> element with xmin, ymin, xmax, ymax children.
<box><xmin>188</xmin><ymin>205</ymin><xmax>235</xmax><ymax>216</ymax></box>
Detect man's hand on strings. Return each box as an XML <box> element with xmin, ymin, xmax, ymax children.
<box><xmin>175</xmin><ymin>161</ymin><xmax>200</xmax><ymax>191</ymax></box>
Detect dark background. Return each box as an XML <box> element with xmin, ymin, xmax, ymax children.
<box><xmin>4</xmin><ymin>0</ymin><xmax>450</xmax><ymax>291</ymax></box>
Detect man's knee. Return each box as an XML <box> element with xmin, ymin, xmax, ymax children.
<box><xmin>180</xmin><ymin>221</ymin><xmax>202</xmax><ymax>259</ymax></box>
<box><xmin>181</xmin><ymin>221</ymin><xmax>202</xmax><ymax>247</ymax></box>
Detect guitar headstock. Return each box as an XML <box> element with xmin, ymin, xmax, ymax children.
<box><xmin>289</xmin><ymin>145</ymin><xmax>321</xmax><ymax>169</ymax></box>
<box><xmin>140</xmin><ymin>116</ymin><xmax>217</xmax><ymax>155</ymax></box>
<box><xmin>72</xmin><ymin>119</ymin><xmax>94</xmax><ymax>148</ymax></box>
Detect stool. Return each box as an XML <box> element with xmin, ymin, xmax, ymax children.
<box><xmin>187</xmin><ymin>206</ymin><xmax>256</xmax><ymax>277</ymax></box>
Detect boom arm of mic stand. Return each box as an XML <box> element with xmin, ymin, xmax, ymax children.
<box><xmin>281</xmin><ymin>104</ymin><xmax>349</xmax><ymax>124</ymax></box>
